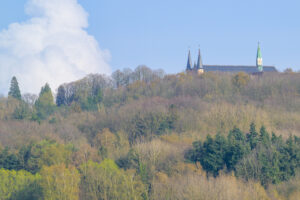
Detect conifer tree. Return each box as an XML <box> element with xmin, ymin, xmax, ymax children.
<box><xmin>92</xmin><ymin>84</ymin><xmax>103</xmax><ymax>104</ymax></box>
<box><xmin>35</xmin><ymin>83</ymin><xmax>55</xmax><ymax>120</ymax></box>
<box><xmin>56</xmin><ymin>86</ymin><xmax>66</xmax><ymax>107</ymax></box>
<box><xmin>259</xmin><ymin>126</ymin><xmax>270</xmax><ymax>145</ymax></box>
<box><xmin>247</xmin><ymin>122</ymin><xmax>259</xmax><ymax>149</ymax></box>
<box><xmin>198</xmin><ymin>134</ymin><xmax>227</xmax><ymax>176</ymax></box>
<box><xmin>225</xmin><ymin>127</ymin><xmax>250</xmax><ymax>171</ymax></box>
<box><xmin>39</xmin><ymin>83</ymin><xmax>52</xmax><ymax>98</ymax></box>
<box><xmin>8</xmin><ymin>76</ymin><xmax>21</xmax><ymax>100</ymax></box>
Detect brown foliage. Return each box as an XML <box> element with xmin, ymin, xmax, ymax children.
<box><xmin>151</xmin><ymin>173</ymin><xmax>270</xmax><ymax>200</ymax></box>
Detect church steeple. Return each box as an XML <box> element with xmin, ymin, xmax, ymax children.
<box><xmin>196</xmin><ymin>48</ymin><xmax>204</xmax><ymax>74</ymax></box>
<box><xmin>196</xmin><ymin>49</ymin><xmax>203</xmax><ymax>70</ymax></box>
<box><xmin>256</xmin><ymin>42</ymin><xmax>263</xmax><ymax>72</ymax></box>
<box><xmin>186</xmin><ymin>50</ymin><xmax>192</xmax><ymax>71</ymax></box>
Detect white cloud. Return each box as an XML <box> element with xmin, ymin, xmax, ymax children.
<box><xmin>0</xmin><ymin>0</ymin><xmax>111</xmax><ymax>94</ymax></box>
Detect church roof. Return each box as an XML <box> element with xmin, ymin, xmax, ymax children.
<box><xmin>185</xmin><ymin>45</ymin><xmax>278</xmax><ymax>74</ymax></box>
<box><xmin>203</xmin><ymin>65</ymin><xmax>277</xmax><ymax>73</ymax></box>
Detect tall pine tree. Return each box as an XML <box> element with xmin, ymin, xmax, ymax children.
<box><xmin>8</xmin><ymin>76</ymin><xmax>21</xmax><ymax>100</ymax></box>
<box><xmin>35</xmin><ymin>83</ymin><xmax>55</xmax><ymax>120</ymax></box>
<box><xmin>247</xmin><ymin>122</ymin><xmax>259</xmax><ymax>149</ymax></box>
<box><xmin>259</xmin><ymin>126</ymin><xmax>270</xmax><ymax>145</ymax></box>
<box><xmin>56</xmin><ymin>86</ymin><xmax>66</xmax><ymax>107</ymax></box>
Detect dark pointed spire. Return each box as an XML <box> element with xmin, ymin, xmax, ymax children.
<box><xmin>186</xmin><ymin>50</ymin><xmax>192</xmax><ymax>71</ymax></box>
<box><xmin>196</xmin><ymin>49</ymin><xmax>203</xmax><ymax>69</ymax></box>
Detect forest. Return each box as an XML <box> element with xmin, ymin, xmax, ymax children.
<box><xmin>0</xmin><ymin>66</ymin><xmax>299</xmax><ymax>200</ymax></box>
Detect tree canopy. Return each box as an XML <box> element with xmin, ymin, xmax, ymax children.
<box><xmin>0</xmin><ymin>68</ymin><xmax>299</xmax><ymax>199</ymax></box>
<box><xmin>34</xmin><ymin>83</ymin><xmax>55</xmax><ymax>120</ymax></box>
<box><xmin>8</xmin><ymin>76</ymin><xmax>21</xmax><ymax>100</ymax></box>
<box><xmin>186</xmin><ymin>124</ymin><xmax>300</xmax><ymax>187</ymax></box>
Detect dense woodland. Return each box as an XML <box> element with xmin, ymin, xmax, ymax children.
<box><xmin>0</xmin><ymin>66</ymin><xmax>300</xmax><ymax>200</ymax></box>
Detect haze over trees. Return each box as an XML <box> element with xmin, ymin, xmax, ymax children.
<box><xmin>0</xmin><ymin>66</ymin><xmax>299</xmax><ymax>199</ymax></box>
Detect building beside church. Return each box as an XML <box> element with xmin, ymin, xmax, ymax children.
<box><xmin>186</xmin><ymin>44</ymin><xmax>277</xmax><ymax>74</ymax></box>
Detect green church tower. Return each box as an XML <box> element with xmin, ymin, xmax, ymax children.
<box><xmin>256</xmin><ymin>42</ymin><xmax>263</xmax><ymax>72</ymax></box>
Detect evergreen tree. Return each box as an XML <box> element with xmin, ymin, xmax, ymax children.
<box><xmin>0</xmin><ymin>147</ymin><xmax>22</xmax><ymax>170</ymax></box>
<box><xmin>39</xmin><ymin>83</ymin><xmax>52</xmax><ymax>97</ymax></box>
<box><xmin>56</xmin><ymin>85</ymin><xmax>66</xmax><ymax>107</ymax></box>
<box><xmin>187</xmin><ymin>141</ymin><xmax>202</xmax><ymax>162</ymax></box>
<box><xmin>199</xmin><ymin>134</ymin><xmax>227</xmax><ymax>176</ymax></box>
<box><xmin>167</xmin><ymin>104</ymin><xmax>178</xmax><ymax>129</ymax></box>
<box><xmin>35</xmin><ymin>83</ymin><xmax>55</xmax><ymax>120</ymax></box>
<box><xmin>129</xmin><ymin>113</ymin><xmax>148</xmax><ymax>144</ymax></box>
<box><xmin>81</xmin><ymin>84</ymin><xmax>103</xmax><ymax>110</ymax></box>
<box><xmin>279</xmin><ymin>135</ymin><xmax>300</xmax><ymax>181</ymax></box>
<box><xmin>247</xmin><ymin>122</ymin><xmax>259</xmax><ymax>149</ymax></box>
<box><xmin>257</xmin><ymin>145</ymin><xmax>281</xmax><ymax>186</ymax></box>
<box><xmin>259</xmin><ymin>126</ymin><xmax>270</xmax><ymax>145</ymax></box>
<box><xmin>271</xmin><ymin>132</ymin><xmax>283</xmax><ymax>145</ymax></box>
<box><xmin>8</xmin><ymin>76</ymin><xmax>21</xmax><ymax>100</ymax></box>
<box><xmin>186</xmin><ymin>125</ymin><xmax>300</xmax><ymax>186</ymax></box>
<box><xmin>92</xmin><ymin>84</ymin><xmax>103</xmax><ymax>104</ymax></box>
<box><xmin>225</xmin><ymin>127</ymin><xmax>250</xmax><ymax>171</ymax></box>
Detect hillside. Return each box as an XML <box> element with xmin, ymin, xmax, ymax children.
<box><xmin>0</xmin><ymin>66</ymin><xmax>300</xmax><ymax>200</ymax></box>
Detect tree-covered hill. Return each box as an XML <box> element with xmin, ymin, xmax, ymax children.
<box><xmin>0</xmin><ymin>66</ymin><xmax>299</xmax><ymax>199</ymax></box>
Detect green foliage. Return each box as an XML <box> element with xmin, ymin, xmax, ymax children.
<box><xmin>0</xmin><ymin>69</ymin><xmax>300</xmax><ymax>198</ymax></box>
<box><xmin>188</xmin><ymin>133</ymin><xmax>227</xmax><ymax>176</ymax></box>
<box><xmin>12</xmin><ymin>102</ymin><xmax>31</xmax><ymax>120</ymax></box>
<box><xmin>116</xmin><ymin>148</ymin><xmax>140</xmax><ymax>170</ymax></box>
<box><xmin>34</xmin><ymin>83</ymin><xmax>55</xmax><ymax>120</ymax></box>
<box><xmin>259</xmin><ymin>125</ymin><xmax>270</xmax><ymax>145</ymax></box>
<box><xmin>92</xmin><ymin>84</ymin><xmax>104</xmax><ymax>105</ymax></box>
<box><xmin>80</xmin><ymin>85</ymin><xmax>103</xmax><ymax>111</ymax></box>
<box><xmin>187</xmin><ymin>124</ymin><xmax>300</xmax><ymax>186</ymax></box>
<box><xmin>225</xmin><ymin>127</ymin><xmax>250</xmax><ymax>171</ymax></box>
<box><xmin>236</xmin><ymin>144</ymin><xmax>281</xmax><ymax>187</ymax></box>
<box><xmin>0</xmin><ymin>169</ymin><xmax>41</xmax><ymax>200</ymax></box>
<box><xmin>58</xmin><ymin>76</ymin><xmax>106</xmax><ymax>111</ymax></box>
<box><xmin>56</xmin><ymin>85</ymin><xmax>66</xmax><ymax>107</ymax></box>
<box><xmin>79</xmin><ymin>159</ymin><xmax>147</xmax><ymax>200</ymax></box>
<box><xmin>0</xmin><ymin>140</ymin><xmax>72</xmax><ymax>174</ymax></box>
<box><xmin>40</xmin><ymin>164</ymin><xmax>80</xmax><ymax>200</ymax></box>
<box><xmin>0</xmin><ymin>147</ymin><xmax>22</xmax><ymax>170</ymax></box>
<box><xmin>247</xmin><ymin>122</ymin><xmax>259</xmax><ymax>149</ymax></box>
<box><xmin>118</xmin><ymin>148</ymin><xmax>153</xmax><ymax>187</ymax></box>
<box><xmin>24</xmin><ymin>140</ymin><xmax>72</xmax><ymax>174</ymax></box>
<box><xmin>277</xmin><ymin>135</ymin><xmax>300</xmax><ymax>181</ymax></box>
<box><xmin>8</xmin><ymin>76</ymin><xmax>21</xmax><ymax>100</ymax></box>
<box><xmin>128</xmin><ymin>110</ymin><xmax>178</xmax><ymax>144</ymax></box>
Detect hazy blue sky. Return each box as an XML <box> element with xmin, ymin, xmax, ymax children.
<box><xmin>0</xmin><ymin>0</ymin><xmax>299</xmax><ymax>74</ymax></box>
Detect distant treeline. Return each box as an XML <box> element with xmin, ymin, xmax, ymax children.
<box><xmin>6</xmin><ymin>66</ymin><xmax>300</xmax><ymax>122</ymax></box>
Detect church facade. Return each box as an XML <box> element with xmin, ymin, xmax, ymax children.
<box><xmin>186</xmin><ymin>44</ymin><xmax>277</xmax><ymax>74</ymax></box>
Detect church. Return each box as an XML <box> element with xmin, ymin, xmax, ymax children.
<box><xmin>186</xmin><ymin>44</ymin><xmax>277</xmax><ymax>75</ymax></box>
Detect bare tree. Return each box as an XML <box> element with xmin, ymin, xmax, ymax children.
<box><xmin>22</xmin><ymin>93</ymin><xmax>38</xmax><ymax>108</ymax></box>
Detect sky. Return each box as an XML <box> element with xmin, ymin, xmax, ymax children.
<box><xmin>0</xmin><ymin>0</ymin><xmax>299</xmax><ymax>94</ymax></box>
